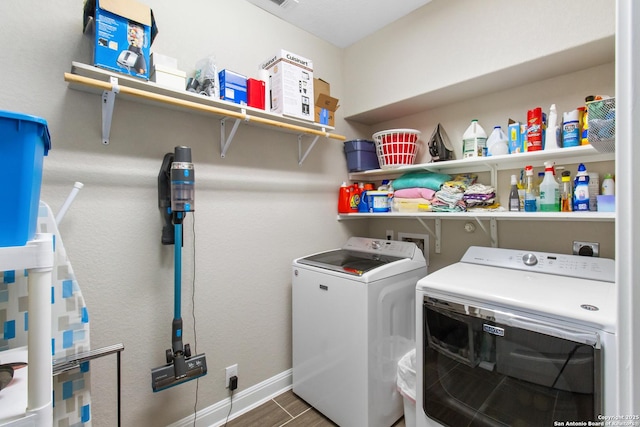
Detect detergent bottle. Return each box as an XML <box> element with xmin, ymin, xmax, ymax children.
<box><xmin>573</xmin><ymin>164</ymin><xmax>590</xmax><ymax>211</ymax></box>
<box><xmin>349</xmin><ymin>183</ymin><xmax>361</xmax><ymax>212</ymax></box>
<box><xmin>538</xmin><ymin>162</ymin><xmax>560</xmax><ymax>212</ymax></box>
<box><xmin>338</xmin><ymin>182</ymin><xmax>351</xmax><ymax>214</ymax></box>
<box><xmin>462</xmin><ymin>119</ymin><xmax>487</xmax><ymax>158</ymax></box>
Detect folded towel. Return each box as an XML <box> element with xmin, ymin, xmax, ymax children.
<box><xmin>393</xmin><ymin>187</ymin><xmax>436</xmax><ymax>200</ymax></box>
<box><xmin>392</xmin><ymin>171</ymin><xmax>452</xmax><ymax>191</ymax></box>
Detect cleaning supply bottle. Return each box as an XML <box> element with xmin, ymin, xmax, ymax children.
<box><xmin>349</xmin><ymin>183</ymin><xmax>361</xmax><ymax>212</ymax></box>
<box><xmin>338</xmin><ymin>182</ymin><xmax>351</xmax><ymax>213</ymax></box>
<box><xmin>487</xmin><ymin>126</ymin><xmax>509</xmax><ymax>156</ymax></box>
<box><xmin>561</xmin><ymin>171</ymin><xmax>572</xmax><ymax>212</ymax></box>
<box><xmin>462</xmin><ymin>119</ymin><xmax>487</xmax><ymax>158</ymax></box>
<box><xmin>508</xmin><ymin>174</ymin><xmax>520</xmax><ymax>212</ymax></box>
<box><xmin>562</xmin><ymin>109</ymin><xmax>580</xmax><ymax>147</ymax></box>
<box><xmin>588</xmin><ymin>173</ymin><xmax>600</xmax><ymax>211</ymax></box>
<box><xmin>602</xmin><ymin>174</ymin><xmax>615</xmax><ymax>195</ymax></box>
<box><xmin>544</xmin><ymin>104</ymin><xmax>560</xmax><ymax>150</ymax></box>
<box><xmin>536</xmin><ymin>171</ymin><xmax>544</xmax><ymax>210</ymax></box>
<box><xmin>573</xmin><ymin>163</ymin><xmax>590</xmax><ymax>211</ymax></box>
<box><xmin>582</xmin><ymin>95</ymin><xmax>595</xmax><ymax>145</ymax></box>
<box><xmin>539</xmin><ymin>161</ymin><xmax>560</xmax><ymax>212</ymax></box>
<box><xmin>526</xmin><ymin>107</ymin><xmax>543</xmax><ymax>151</ymax></box>
<box><xmin>524</xmin><ymin>165</ymin><xmax>537</xmax><ymax>212</ymax></box>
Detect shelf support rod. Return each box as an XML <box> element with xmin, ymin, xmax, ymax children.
<box><xmin>472</xmin><ymin>216</ymin><xmax>498</xmax><ymax>247</ymax></box>
<box><xmin>298</xmin><ymin>134</ymin><xmax>320</xmax><ymax>166</ymax></box>
<box><xmin>220</xmin><ymin>117</ymin><xmax>242</xmax><ymax>158</ymax></box>
<box><xmin>101</xmin><ymin>76</ymin><xmax>119</xmax><ymax>145</ymax></box>
<box><xmin>416</xmin><ymin>217</ymin><xmax>441</xmax><ymax>254</ymax></box>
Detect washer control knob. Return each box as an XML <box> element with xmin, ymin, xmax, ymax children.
<box><xmin>371</xmin><ymin>241</ymin><xmax>381</xmax><ymax>250</ymax></box>
<box><xmin>522</xmin><ymin>253</ymin><xmax>538</xmax><ymax>266</ymax></box>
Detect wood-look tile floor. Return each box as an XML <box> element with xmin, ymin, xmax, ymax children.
<box><xmin>224</xmin><ymin>389</ymin><xmax>406</xmax><ymax>427</ymax></box>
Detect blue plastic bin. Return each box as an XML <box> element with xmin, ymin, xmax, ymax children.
<box><xmin>343</xmin><ymin>139</ymin><xmax>379</xmax><ymax>172</ymax></box>
<box><xmin>0</xmin><ymin>110</ymin><xmax>51</xmax><ymax>247</ymax></box>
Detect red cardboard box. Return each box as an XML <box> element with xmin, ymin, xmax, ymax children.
<box><xmin>247</xmin><ymin>78</ymin><xmax>265</xmax><ymax>110</ymax></box>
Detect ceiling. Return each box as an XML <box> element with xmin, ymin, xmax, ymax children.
<box><xmin>244</xmin><ymin>0</ymin><xmax>432</xmax><ymax>48</ymax></box>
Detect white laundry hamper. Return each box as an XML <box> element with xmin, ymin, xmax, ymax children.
<box><xmin>397</xmin><ymin>348</ymin><xmax>416</xmax><ymax>427</ymax></box>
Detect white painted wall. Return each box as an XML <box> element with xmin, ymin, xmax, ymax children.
<box><xmin>0</xmin><ymin>1</ymin><xmax>367</xmax><ymax>425</ymax></box>
<box><xmin>343</xmin><ymin>0</ymin><xmax>616</xmax><ymax>123</ymax></box>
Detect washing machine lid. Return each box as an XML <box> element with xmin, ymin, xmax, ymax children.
<box><xmin>417</xmin><ymin>246</ymin><xmax>616</xmax><ymax>332</ymax></box>
<box><xmin>296</xmin><ymin>249</ymin><xmax>403</xmax><ymax>276</ymax></box>
<box><xmin>295</xmin><ymin>237</ymin><xmax>423</xmax><ymax>277</ymax></box>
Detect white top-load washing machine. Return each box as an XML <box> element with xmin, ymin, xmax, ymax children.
<box><xmin>292</xmin><ymin>237</ymin><xmax>428</xmax><ymax>427</ymax></box>
<box><xmin>415</xmin><ymin>246</ymin><xmax>616</xmax><ymax>427</ymax></box>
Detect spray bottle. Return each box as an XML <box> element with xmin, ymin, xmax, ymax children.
<box><xmin>539</xmin><ymin>161</ymin><xmax>560</xmax><ymax>212</ymax></box>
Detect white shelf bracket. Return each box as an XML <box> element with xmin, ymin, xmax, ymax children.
<box><xmin>220</xmin><ymin>117</ymin><xmax>241</xmax><ymax>158</ymax></box>
<box><xmin>473</xmin><ymin>216</ymin><xmax>498</xmax><ymax>247</ymax></box>
<box><xmin>416</xmin><ymin>217</ymin><xmax>442</xmax><ymax>254</ymax></box>
<box><xmin>298</xmin><ymin>134</ymin><xmax>320</xmax><ymax>166</ymax></box>
<box><xmin>489</xmin><ymin>164</ymin><xmax>498</xmax><ymax>188</ymax></box>
<box><xmin>101</xmin><ymin>76</ymin><xmax>119</xmax><ymax>145</ymax></box>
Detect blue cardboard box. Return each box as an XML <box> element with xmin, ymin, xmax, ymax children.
<box><xmin>83</xmin><ymin>0</ymin><xmax>158</xmax><ymax>80</ymax></box>
<box><xmin>219</xmin><ymin>70</ymin><xmax>248</xmax><ymax>105</ymax></box>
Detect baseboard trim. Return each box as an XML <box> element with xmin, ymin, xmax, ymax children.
<box><xmin>167</xmin><ymin>369</ymin><xmax>293</xmax><ymax>427</ymax></box>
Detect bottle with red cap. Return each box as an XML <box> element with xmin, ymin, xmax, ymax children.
<box><xmin>338</xmin><ymin>182</ymin><xmax>351</xmax><ymax>214</ymax></box>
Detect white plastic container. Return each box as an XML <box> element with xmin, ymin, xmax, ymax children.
<box><xmin>462</xmin><ymin>119</ymin><xmax>487</xmax><ymax>158</ymax></box>
<box><xmin>397</xmin><ymin>349</ymin><xmax>416</xmax><ymax>427</ymax></box>
<box><xmin>602</xmin><ymin>174</ymin><xmax>615</xmax><ymax>195</ymax></box>
<box><xmin>544</xmin><ymin>104</ymin><xmax>560</xmax><ymax>150</ymax></box>
<box><xmin>487</xmin><ymin>126</ymin><xmax>509</xmax><ymax>156</ymax></box>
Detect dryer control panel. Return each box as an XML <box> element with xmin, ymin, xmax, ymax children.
<box><xmin>461</xmin><ymin>246</ymin><xmax>615</xmax><ymax>283</ymax></box>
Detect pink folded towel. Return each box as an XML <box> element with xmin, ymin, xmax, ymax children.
<box><xmin>394</xmin><ymin>187</ymin><xmax>436</xmax><ymax>200</ymax></box>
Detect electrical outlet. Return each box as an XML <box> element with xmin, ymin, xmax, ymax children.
<box><xmin>386</xmin><ymin>229</ymin><xmax>394</xmax><ymax>240</ymax></box>
<box><xmin>573</xmin><ymin>241</ymin><xmax>600</xmax><ymax>257</ymax></box>
<box><xmin>225</xmin><ymin>364</ymin><xmax>238</xmax><ymax>389</ymax></box>
<box><xmin>398</xmin><ymin>232</ymin><xmax>429</xmax><ymax>264</ymax></box>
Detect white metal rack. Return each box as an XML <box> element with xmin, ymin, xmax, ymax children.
<box><xmin>64</xmin><ymin>62</ymin><xmax>346</xmax><ymax>165</ymax></box>
<box><xmin>0</xmin><ymin>235</ymin><xmax>54</xmax><ymax>427</ymax></box>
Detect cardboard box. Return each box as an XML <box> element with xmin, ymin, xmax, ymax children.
<box><xmin>150</xmin><ymin>52</ymin><xmax>177</xmax><ymax>70</ymax></box>
<box><xmin>247</xmin><ymin>78</ymin><xmax>265</xmax><ymax>110</ymax></box>
<box><xmin>151</xmin><ymin>65</ymin><xmax>186</xmax><ymax>91</ymax></box>
<box><xmin>313</xmin><ymin>78</ymin><xmax>339</xmax><ymax>127</ymax></box>
<box><xmin>508</xmin><ymin>120</ymin><xmax>526</xmax><ymax>154</ymax></box>
<box><xmin>219</xmin><ymin>70</ymin><xmax>248</xmax><ymax>105</ymax></box>
<box><xmin>260</xmin><ymin>50</ymin><xmax>314</xmax><ymax>121</ymax></box>
<box><xmin>83</xmin><ymin>0</ymin><xmax>158</xmax><ymax>80</ymax></box>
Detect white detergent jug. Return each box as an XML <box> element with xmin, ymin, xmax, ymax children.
<box><xmin>487</xmin><ymin>126</ymin><xmax>509</xmax><ymax>156</ymax></box>
<box><xmin>462</xmin><ymin>119</ymin><xmax>487</xmax><ymax>158</ymax></box>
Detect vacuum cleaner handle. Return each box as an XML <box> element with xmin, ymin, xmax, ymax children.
<box><xmin>158</xmin><ymin>152</ymin><xmax>174</xmax><ymax>245</ymax></box>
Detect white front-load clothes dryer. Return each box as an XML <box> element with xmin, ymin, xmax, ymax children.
<box><xmin>415</xmin><ymin>246</ymin><xmax>616</xmax><ymax>427</ymax></box>
<box><xmin>292</xmin><ymin>237</ymin><xmax>428</xmax><ymax>427</ymax></box>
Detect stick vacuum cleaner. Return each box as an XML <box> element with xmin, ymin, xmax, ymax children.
<box><xmin>151</xmin><ymin>146</ymin><xmax>207</xmax><ymax>392</ymax></box>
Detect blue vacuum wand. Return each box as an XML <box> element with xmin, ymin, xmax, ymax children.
<box><xmin>152</xmin><ymin>146</ymin><xmax>207</xmax><ymax>392</ymax></box>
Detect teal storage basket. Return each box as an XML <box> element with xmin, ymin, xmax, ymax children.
<box><xmin>0</xmin><ymin>110</ymin><xmax>51</xmax><ymax>247</ymax></box>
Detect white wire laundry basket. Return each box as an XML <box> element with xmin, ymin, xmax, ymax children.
<box><xmin>372</xmin><ymin>129</ymin><xmax>421</xmax><ymax>169</ymax></box>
